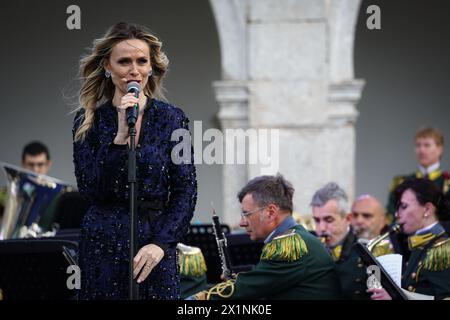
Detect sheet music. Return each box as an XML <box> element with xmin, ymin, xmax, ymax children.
<box><xmin>375</xmin><ymin>254</ymin><xmax>403</xmax><ymax>287</ymax></box>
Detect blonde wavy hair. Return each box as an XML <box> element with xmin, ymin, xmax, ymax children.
<box><xmin>74</xmin><ymin>22</ymin><xmax>169</xmax><ymax>141</ymax></box>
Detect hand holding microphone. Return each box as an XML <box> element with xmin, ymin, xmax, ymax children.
<box><xmin>114</xmin><ymin>81</ymin><xmax>142</xmax><ymax>145</ymax></box>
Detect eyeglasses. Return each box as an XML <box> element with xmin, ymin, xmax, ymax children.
<box><xmin>240</xmin><ymin>206</ymin><xmax>266</xmax><ymax>219</ymax></box>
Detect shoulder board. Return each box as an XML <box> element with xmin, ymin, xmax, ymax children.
<box><xmin>177</xmin><ymin>243</ymin><xmax>207</xmax><ymax>277</ymax></box>
<box><xmin>423</xmin><ymin>238</ymin><xmax>450</xmax><ymax>272</ymax></box>
<box><xmin>261</xmin><ymin>229</ymin><xmax>308</xmax><ymax>262</ymax></box>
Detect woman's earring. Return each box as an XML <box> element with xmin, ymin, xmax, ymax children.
<box><xmin>105</xmin><ymin>71</ymin><xmax>111</xmax><ymax>78</ymax></box>
<box><xmin>148</xmin><ymin>70</ymin><xmax>153</xmax><ymax>77</ymax></box>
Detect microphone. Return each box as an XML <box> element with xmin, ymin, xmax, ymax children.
<box><xmin>126</xmin><ymin>81</ymin><xmax>141</xmax><ymax>127</ymax></box>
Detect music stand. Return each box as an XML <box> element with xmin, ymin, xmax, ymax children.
<box><xmin>353</xmin><ymin>242</ymin><xmax>408</xmax><ymax>300</ymax></box>
<box><xmin>0</xmin><ymin>238</ymin><xmax>78</xmax><ymax>300</ymax></box>
<box><xmin>227</xmin><ymin>233</ymin><xmax>263</xmax><ymax>273</ymax></box>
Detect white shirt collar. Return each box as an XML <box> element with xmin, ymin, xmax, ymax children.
<box><xmin>419</xmin><ymin>161</ymin><xmax>440</xmax><ymax>175</ymax></box>
<box><xmin>415</xmin><ymin>221</ymin><xmax>439</xmax><ymax>235</ymax></box>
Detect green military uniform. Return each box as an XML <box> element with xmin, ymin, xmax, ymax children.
<box><xmin>402</xmin><ymin>223</ymin><xmax>450</xmax><ymax>299</ymax></box>
<box><xmin>195</xmin><ymin>218</ymin><xmax>342</xmax><ymax>300</ymax></box>
<box><xmin>387</xmin><ymin>169</ymin><xmax>450</xmax><ymax>222</ymax></box>
<box><xmin>328</xmin><ymin>230</ymin><xmax>371</xmax><ymax>300</ymax></box>
<box><xmin>177</xmin><ymin>243</ymin><xmax>208</xmax><ymax>299</ymax></box>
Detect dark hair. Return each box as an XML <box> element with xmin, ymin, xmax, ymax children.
<box><xmin>394</xmin><ymin>178</ymin><xmax>450</xmax><ymax>221</ymax></box>
<box><xmin>22</xmin><ymin>141</ymin><xmax>50</xmax><ymax>161</ymax></box>
<box><xmin>237</xmin><ymin>173</ymin><xmax>294</xmax><ymax>213</ymax></box>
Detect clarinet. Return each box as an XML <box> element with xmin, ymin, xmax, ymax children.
<box><xmin>211</xmin><ymin>205</ymin><xmax>233</xmax><ymax>280</ymax></box>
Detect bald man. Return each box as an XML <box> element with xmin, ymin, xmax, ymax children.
<box><xmin>351</xmin><ymin>195</ymin><xmax>388</xmax><ymax>241</ymax></box>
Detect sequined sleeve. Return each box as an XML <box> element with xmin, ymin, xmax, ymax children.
<box><xmin>72</xmin><ymin>109</ymin><xmax>128</xmax><ymax>203</ymax></box>
<box><xmin>151</xmin><ymin>108</ymin><xmax>197</xmax><ymax>248</ymax></box>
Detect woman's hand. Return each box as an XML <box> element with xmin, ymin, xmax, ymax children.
<box><xmin>113</xmin><ymin>93</ymin><xmax>139</xmax><ymax>145</ymax></box>
<box><xmin>133</xmin><ymin>244</ymin><xmax>164</xmax><ymax>283</ymax></box>
<box><xmin>367</xmin><ymin>288</ymin><xmax>392</xmax><ymax>300</ymax></box>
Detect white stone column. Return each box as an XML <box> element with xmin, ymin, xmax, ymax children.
<box><xmin>213</xmin><ymin>81</ymin><xmax>249</xmax><ymax>226</ymax></box>
<box><xmin>209</xmin><ymin>0</ymin><xmax>365</xmax><ymax>224</ymax></box>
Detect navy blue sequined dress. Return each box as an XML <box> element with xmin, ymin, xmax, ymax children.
<box><xmin>72</xmin><ymin>98</ymin><xmax>197</xmax><ymax>300</ymax></box>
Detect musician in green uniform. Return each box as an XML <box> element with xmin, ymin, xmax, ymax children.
<box><xmin>192</xmin><ymin>174</ymin><xmax>342</xmax><ymax>300</ymax></box>
<box><xmin>387</xmin><ymin>127</ymin><xmax>450</xmax><ymax>223</ymax></box>
<box><xmin>311</xmin><ymin>182</ymin><xmax>370</xmax><ymax>300</ymax></box>
<box><xmin>369</xmin><ymin>178</ymin><xmax>450</xmax><ymax>300</ymax></box>
<box><xmin>177</xmin><ymin>243</ymin><xmax>208</xmax><ymax>299</ymax></box>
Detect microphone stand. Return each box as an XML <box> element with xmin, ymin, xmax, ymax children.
<box><xmin>128</xmin><ymin>107</ymin><xmax>139</xmax><ymax>300</ymax></box>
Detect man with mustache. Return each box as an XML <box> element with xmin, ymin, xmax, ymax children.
<box><xmin>311</xmin><ymin>182</ymin><xmax>370</xmax><ymax>299</ymax></box>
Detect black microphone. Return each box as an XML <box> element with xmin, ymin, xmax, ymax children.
<box><xmin>126</xmin><ymin>81</ymin><xmax>141</xmax><ymax>127</ymax></box>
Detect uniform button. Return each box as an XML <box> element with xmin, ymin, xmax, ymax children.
<box><xmin>355</xmin><ymin>278</ymin><xmax>362</xmax><ymax>283</ymax></box>
<box><xmin>408</xmin><ymin>286</ymin><xmax>414</xmax><ymax>291</ymax></box>
<box><xmin>406</xmin><ymin>262</ymin><xmax>409</xmax><ymax>267</ymax></box>
<box><xmin>411</xmin><ymin>273</ymin><xmax>417</xmax><ymax>279</ymax></box>
<box><xmin>354</xmin><ymin>291</ymin><xmax>361</xmax><ymax>295</ymax></box>
<box><xmin>357</xmin><ymin>263</ymin><xmax>364</xmax><ymax>268</ymax></box>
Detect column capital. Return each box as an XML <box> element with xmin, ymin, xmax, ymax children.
<box><xmin>327</xmin><ymin>79</ymin><xmax>365</xmax><ymax>126</ymax></box>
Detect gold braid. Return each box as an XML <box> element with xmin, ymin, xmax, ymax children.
<box><xmin>206</xmin><ymin>280</ymin><xmax>235</xmax><ymax>300</ymax></box>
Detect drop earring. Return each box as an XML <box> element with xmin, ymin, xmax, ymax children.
<box><xmin>105</xmin><ymin>71</ymin><xmax>111</xmax><ymax>78</ymax></box>
<box><xmin>148</xmin><ymin>70</ymin><xmax>153</xmax><ymax>77</ymax></box>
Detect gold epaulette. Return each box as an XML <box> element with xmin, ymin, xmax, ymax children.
<box><xmin>423</xmin><ymin>238</ymin><xmax>450</xmax><ymax>272</ymax></box>
<box><xmin>261</xmin><ymin>229</ymin><xmax>308</xmax><ymax>262</ymax></box>
<box><xmin>371</xmin><ymin>239</ymin><xmax>395</xmax><ymax>257</ymax></box>
<box><xmin>177</xmin><ymin>243</ymin><xmax>207</xmax><ymax>277</ymax></box>
<box><xmin>390</xmin><ymin>175</ymin><xmax>406</xmax><ymax>192</ymax></box>
<box><xmin>443</xmin><ymin>172</ymin><xmax>450</xmax><ymax>194</ymax></box>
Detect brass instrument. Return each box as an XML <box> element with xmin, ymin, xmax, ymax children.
<box><xmin>292</xmin><ymin>211</ymin><xmax>316</xmax><ymax>232</ymax></box>
<box><xmin>367</xmin><ymin>224</ymin><xmax>401</xmax><ymax>254</ymax></box>
<box><xmin>0</xmin><ymin>161</ymin><xmax>74</xmax><ymax>240</ymax></box>
<box><xmin>319</xmin><ymin>235</ymin><xmax>328</xmax><ymax>245</ymax></box>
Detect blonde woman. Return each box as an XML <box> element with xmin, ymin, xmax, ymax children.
<box><xmin>73</xmin><ymin>22</ymin><xmax>197</xmax><ymax>299</ymax></box>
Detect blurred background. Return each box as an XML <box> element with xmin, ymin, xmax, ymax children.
<box><xmin>0</xmin><ymin>0</ymin><xmax>449</xmax><ymax>223</ymax></box>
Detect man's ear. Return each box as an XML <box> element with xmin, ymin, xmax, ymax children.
<box><xmin>348</xmin><ymin>212</ymin><xmax>354</xmax><ymax>222</ymax></box>
<box><xmin>345</xmin><ymin>212</ymin><xmax>352</xmax><ymax>223</ymax></box>
<box><xmin>267</xmin><ymin>203</ymin><xmax>279</xmax><ymax>220</ymax></box>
